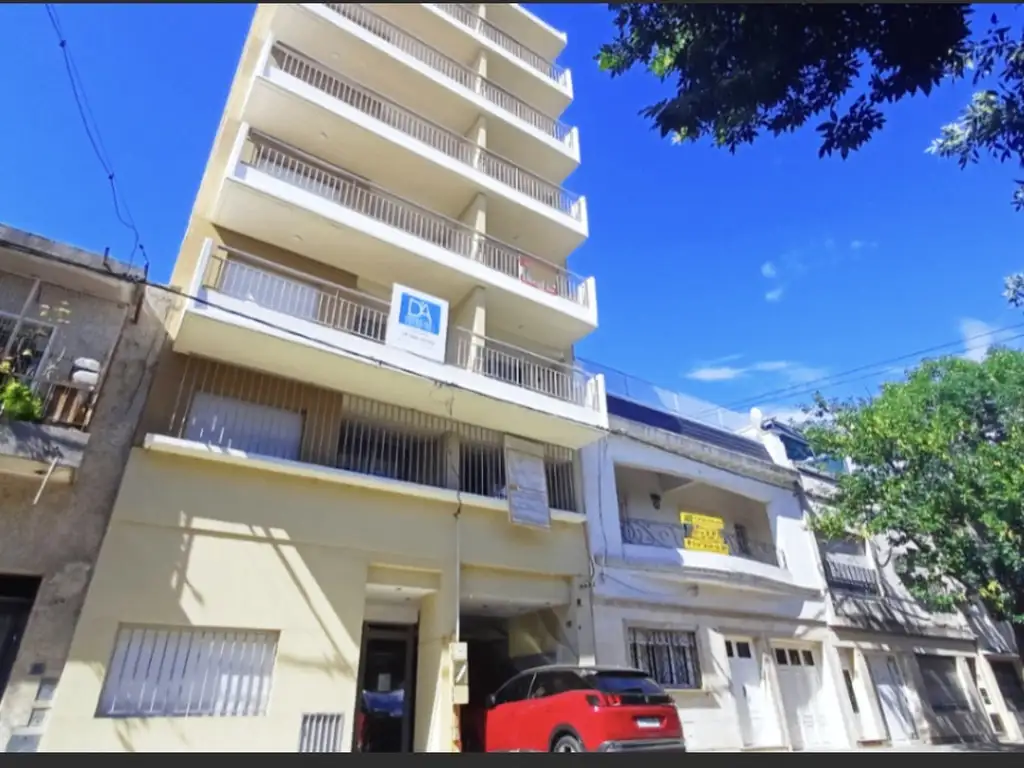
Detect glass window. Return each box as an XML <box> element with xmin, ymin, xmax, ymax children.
<box><xmin>788</xmin><ymin>649</ymin><xmax>802</xmax><ymax>666</ymax></box>
<box><xmin>627</xmin><ymin>628</ymin><xmax>701</xmax><ymax>689</ymax></box>
<box><xmin>725</xmin><ymin>640</ymin><xmax>734</xmax><ymax>658</ymax></box>
<box><xmin>584</xmin><ymin>670</ymin><xmax>667</xmax><ymax>696</ymax></box>
<box><xmin>494</xmin><ymin>673</ymin><xmax>533</xmax><ymax>706</ymax></box>
<box><xmin>736</xmin><ymin>642</ymin><xmax>752</xmax><ymax>659</ymax></box>
<box><xmin>775</xmin><ymin>648</ymin><xmax>788</xmax><ymax>665</ymax></box>
<box><xmin>802</xmin><ymin>650</ymin><xmax>815</xmax><ymax>666</ymax></box>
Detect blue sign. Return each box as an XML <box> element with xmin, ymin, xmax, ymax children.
<box><xmin>398</xmin><ymin>292</ymin><xmax>442</xmax><ymax>336</ymax></box>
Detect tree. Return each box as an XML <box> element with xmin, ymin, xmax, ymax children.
<box><xmin>597</xmin><ymin>3</ymin><xmax>1024</xmax><ymax>210</ymax></box>
<box><xmin>800</xmin><ymin>348</ymin><xmax>1024</xmax><ymax>635</ymax></box>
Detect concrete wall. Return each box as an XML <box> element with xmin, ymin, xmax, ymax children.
<box><xmin>0</xmin><ymin>288</ymin><xmax>173</xmax><ymax>752</ymax></box>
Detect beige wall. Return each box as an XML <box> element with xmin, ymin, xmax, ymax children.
<box><xmin>39</xmin><ymin>448</ymin><xmax>588</xmax><ymax>751</ymax></box>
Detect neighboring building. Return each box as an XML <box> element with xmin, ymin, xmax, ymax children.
<box><xmin>581</xmin><ymin>394</ymin><xmax>853</xmax><ymax>751</ymax></box>
<box><xmin>39</xmin><ymin>3</ymin><xmax>603</xmax><ymax>753</ymax></box>
<box><xmin>0</xmin><ymin>225</ymin><xmax>171</xmax><ymax>752</ymax></box>
<box><xmin>756</xmin><ymin>416</ymin><xmax>1024</xmax><ymax>748</ymax></box>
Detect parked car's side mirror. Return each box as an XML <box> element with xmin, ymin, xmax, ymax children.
<box><xmin>485</xmin><ymin>694</ymin><xmax>497</xmax><ymax>709</ymax></box>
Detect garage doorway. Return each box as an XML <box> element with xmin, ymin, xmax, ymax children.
<box><xmin>0</xmin><ymin>575</ymin><xmax>40</xmax><ymax>702</ymax></box>
<box><xmin>772</xmin><ymin>645</ymin><xmax>834</xmax><ymax>749</ymax></box>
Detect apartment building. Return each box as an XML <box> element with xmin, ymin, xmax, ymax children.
<box><xmin>580</xmin><ymin>381</ymin><xmax>851</xmax><ymax>752</ymax></box>
<box><xmin>0</xmin><ymin>225</ymin><xmax>169</xmax><ymax>752</ymax></box>
<box><xmin>756</xmin><ymin>416</ymin><xmax>1024</xmax><ymax>748</ymax></box>
<box><xmin>38</xmin><ymin>3</ymin><xmax>603</xmax><ymax>753</ymax></box>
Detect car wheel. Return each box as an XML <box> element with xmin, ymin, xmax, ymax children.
<box><xmin>551</xmin><ymin>734</ymin><xmax>583</xmax><ymax>753</ymax></box>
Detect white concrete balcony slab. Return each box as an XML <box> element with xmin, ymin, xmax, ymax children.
<box><xmin>213</xmin><ymin>127</ymin><xmax>596</xmax><ymax>347</ymax></box>
<box><xmin>244</xmin><ymin>41</ymin><xmax>587</xmax><ymax>261</ymax></box>
<box><xmin>175</xmin><ymin>242</ymin><xmax>608</xmax><ymax>449</ymax></box>
<box><xmin>272</xmin><ymin>3</ymin><xmax>579</xmax><ymax>182</ymax></box>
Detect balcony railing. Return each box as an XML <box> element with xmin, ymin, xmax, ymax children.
<box><xmin>267</xmin><ymin>44</ymin><xmax>582</xmax><ymax>219</ymax></box>
<box><xmin>450</xmin><ymin>327</ymin><xmax>590</xmax><ymax>407</ymax></box>
<box><xmin>201</xmin><ymin>245</ymin><xmax>598</xmax><ymax>409</ymax></box>
<box><xmin>433</xmin><ymin>4</ymin><xmax>568</xmax><ymax>85</ymax></box>
<box><xmin>166</xmin><ymin>355</ymin><xmax>578</xmax><ymax>510</ymax></box>
<box><xmin>823</xmin><ymin>557</ymin><xmax>881</xmax><ymax>596</ymax></box>
<box><xmin>240</xmin><ymin>133</ymin><xmax>590</xmax><ymax>307</ymax></box>
<box><xmin>322</xmin><ymin>3</ymin><xmax>574</xmax><ymax>146</ymax></box>
<box><xmin>620</xmin><ymin>518</ymin><xmax>784</xmax><ymax>568</ymax></box>
<box><xmin>0</xmin><ymin>372</ymin><xmax>98</xmax><ymax>431</ymax></box>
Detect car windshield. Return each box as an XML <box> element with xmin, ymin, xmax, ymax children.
<box><xmin>583</xmin><ymin>671</ymin><xmax>665</xmax><ymax>695</ymax></box>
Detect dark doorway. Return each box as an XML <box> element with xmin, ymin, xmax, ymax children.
<box><xmin>353</xmin><ymin>623</ymin><xmax>417</xmax><ymax>753</ymax></box>
<box><xmin>0</xmin><ymin>575</ymin><xmax>41</xmax><ymax>699</ymax></box>
<box><xmin>458</xmin><ymin>615</ymin><xmax>523</xmax><ymax>753</ymax></box>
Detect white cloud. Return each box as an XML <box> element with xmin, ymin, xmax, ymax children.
<box><xmin>760</xmin><ymin>261</ymin><xmax>777</xmax><ymax>278</ymax></box>
<box><xmin>959</xmin><ymin>317</ymin><xmax>1018</xmax><ymax>362</ymax></box>
<box><xmin>684</xmin><ymin>359</ymin><xmax>828</xmax><ymax>385</ymax></box>
<box><xmin>765</xmin><ymin>287</ymin><xmax>785</xmax><ymax>302</ymax></box>
<box><xmin>850</xmin><ymin>239</ymin><xmax>879</xmax><ymax>251</ymax></box>
<box><xmin>685</xmin><ymin>366</ymin><xmax>746</xmax><ymax>382</ymax></box>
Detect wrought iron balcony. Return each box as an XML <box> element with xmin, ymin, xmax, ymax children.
<box><xmin>432</xmin><ymin>4</ymin><xmax>569</xmax><ymax>86</ymax></box>
<box><xmin>240</xmin><ymin>133</ymin><xmax>590</xmax><ymax>308</ymax></box>
<box><xmin>323</xmin><ymin>3</ymin><xmax>575</xmax><ymax>146</ymax></box>
<box><xmin>620</xmin><ymin>517</ymin><xmax>783</xmax><ymax>568</ymax></box>
<box><xmin>267</xmin><ymin>44</ymin><xmax>582</xmax><ymax>219</ymax></box>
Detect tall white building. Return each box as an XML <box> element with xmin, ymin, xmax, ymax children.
<box><xmin>39</xmin><ymin>3</ymin><xmax>605</xmax><ymax>752</ymax></box>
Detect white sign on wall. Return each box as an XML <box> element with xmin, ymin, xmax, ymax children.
<box><xmin>504</xmin><ymin>435</ymin><xmax>551</xmax><ymax>529</ymax></box>
<box><xmin>384</xmin><ymin>284</ymin><xmax>449</xmax><ymax>363</ymax></box>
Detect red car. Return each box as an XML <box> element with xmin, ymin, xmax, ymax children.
<box><xmin>483</xmin><ymin>664</ymin><xmax>686</xmax><ymax>753</ymax></box>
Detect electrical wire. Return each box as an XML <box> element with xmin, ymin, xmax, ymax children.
<box><xmin>43</xmin><ymin>4</ymin><xmax>150</xmax><ymax>275</ymax></box>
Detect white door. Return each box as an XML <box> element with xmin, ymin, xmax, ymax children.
<box><xmin>185</xmin><ymin>392</ymin><xmax>304</xmax><ymax>461</ymax></box>
<box><xmin>867</xmin><ymin>654</ymin><xmax>917</xmax><ymax>743</ymax></box>
<box><xmin>726</xmin><ymin>638</ymin><xmax>776</xmax><ymax>747</ymax></box>
<box><xmin>773</xmin><ymin>646</ymin><xmax>833</xmax><ymax>750</ymax></box>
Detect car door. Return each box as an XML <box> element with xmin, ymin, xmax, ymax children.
<box><xmin>485</xmin><ymin>673</ymin><xmax>534</xmax><ymax>752</ymax></box>
<box><xmin>516</xmin><ymin>671</ymin><xmax>558</xmax><ymax>752</ymax></box>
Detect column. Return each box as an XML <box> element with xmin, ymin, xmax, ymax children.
<box><xmin>458</xmin><ymin>193</ymin><xmax>487</xmax><ymax>263</ymax></box>
<box><xmin>446</xmin><ymin>286</ymin><xmax>486</xmax><ymax>372</ymax></box>
<box><xmin>414</xmin><ymin>576</ymin><xmax>457</xmax><ymax>752</ymax></box>
<box><xmin>465</xmin><ymin>115</ymin><xmax>487</xmax><ymax>172</ymax></box>
<box><xmin>568</xmin><ymin>578</ymin><xmax>596</xmax><ymax>667</ymax></box>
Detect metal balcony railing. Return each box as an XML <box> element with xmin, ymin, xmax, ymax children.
<box><xmin>268</xmin><ymin>44</ymin><xmax>582</xmax><ymax>220</ymax></box>
<box><xmin>200</xmin><ymin>245</ymin><xmax>599</xmax><ymax>409</ymax></box>
<box><xmin>204</xmin><ymin>246</ymin><xmax>390</xmax><ymax>344</ymax></box>
<box><xmin>450</xmin><ymin>327</ymin><xmax>591</xmax><ymax>407</ymax></box>
<box><xmin>322</xmin><ymin>3</ymin><xmax>574</xmax><ymax>146</ymax></box>
<box><xmin>167</xmin><ymin>356</ymin><xmax>579</xmax><ymax>511</ymax></box>
<box><xmin>432</xmin><ymin>4</ymin><xmax>568</xmax><ymax>85</ymax></box>
<box><xmin>620</xmin><ymin>518</ymin><xmax>784</xmax><ymax>568</ymax></box>
<box><xmin>240</xmin><ymin>133</ymin><xmax>590</xmax><ymax>308</ymax></box>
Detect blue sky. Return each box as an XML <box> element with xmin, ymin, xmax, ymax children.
<box><xmin>2</xmin><ymin>3</ymin><xmax>1022</xmax><ymax>423</ymax></box>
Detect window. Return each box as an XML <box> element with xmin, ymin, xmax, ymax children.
<box><xmin>725</xmin><ymin>640</ymin><xmax>752</xmax><ymax>658</ymax></box>
<box><xmin>842</xmin><ymin>670</ymin><xmax>860</xmax><ymax>714</ymax></box>
<box><xmin>775</xmin><ymin>648</ymin><xmax>788</xmax><ymax>665</ymax></box>
<box><xmin>628</xmin><ymin>628</ymin><xmax>701</xmax><ymax>690</ymax></box>
<box><xmin>97</xmin><ymin>625</ymin><xmax>277</xmax><ymax>718</ymax></box>
<box><xmin>460</xmin><ymin>442</ymin><xmax>506</xmax><ymax>498</ymax></box>
<box><xmin>530</xmin><ymin>671</ymin><xmax>588</xmax><ymax>699</ymax></box>
<box><xmin>494</xmin><ymin>673</ymin><xmax>532</xmax><ymax>706</ymax></box>
<box><xmin>916</xmin><ymin>655</ymin><xmax>970</xmax><ymax>713</ymax></box>
<box><xmin>0</xmin><ymin>314</ymin><xmax>54</xmax><ymax>378</ymax></box>
<box><xmin>583</xmin><ymin>670</ymin><xmax>666</xmax><ymax>696</ymax></box>
<box><xmin>733</xmin><ymin>524</ymin><xmax>751</xmax><ymax>557</ymax></box>
<box><xmin>338</xmin><ymin>420</ymin><xmax>445</xmax><ymax>486</ymax></box>
<box><xmin>185</xmin><ymin>393</ymin><xmax>304</xmax><ymax>461</ymax></box>
<box><xmin>801</xmin><ymin>650</ymin><xmax>815</xmax><ymax>666</ymax></box>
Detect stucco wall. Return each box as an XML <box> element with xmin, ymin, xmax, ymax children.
<box><xmin>0</xmin><ymin>287</ymin><xmax>172</xmax><ymax>752</ymax></box>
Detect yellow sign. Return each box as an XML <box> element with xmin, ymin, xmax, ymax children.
<box><xmin>679</xmin><ymin>511</ymin><xmax>729</xmax><ymax>554</ymax></box>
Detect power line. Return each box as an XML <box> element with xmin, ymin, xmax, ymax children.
<box><xmin>43</xmin><ymin>4</ymin><xmax>150</xmax><ymax>275</ymax></box>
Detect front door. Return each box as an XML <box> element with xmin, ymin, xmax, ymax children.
<box><xmin>867</xmin><ymin>654</ymin><xmax>917</xmax><ymax>743</ymax></box>
<box><xmin>726</xmin><ymin>638</ymin><xmax>775</xmax><ymax>747</ymax></box>
<box><xmin>353</xmin><ymin>624</ymin><xmax>417</xmax><ymax>753</ymax></box>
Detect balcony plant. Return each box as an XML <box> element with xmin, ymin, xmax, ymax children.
<box><xmin>0</xmin><ymin>358</ymin><xmax>43</xmax><ymax>422</ymax></box>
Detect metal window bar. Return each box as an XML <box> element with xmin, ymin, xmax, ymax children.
<box><xmin>268</xmin><ymin>44</ymin><xmax>580</xmax><ymax>219</ymax></box>
<box><xmin>628</xmin><ymin>628</ymin><xmax>701</xmax><ymax>689</ymax></box>
<box><xmin>451</xmin><ymin>326</ymin><xmax>591</xmax><ymax>407</ymax></box>
<box><xmin>241</xmin><ymin>132</ymin><xmax>588</xmax><ymax>308</ymax></box>
<box><xmin>96</xmin><ymin>625</ymin><xmax>278</xmax><ymax>718</ymax></box>
<box><xmin>619</xmin><ymin>518</ymin><xmax>782</xmax><ymax>567</ymax></box>
<box><xmin>166</xmin><ymin>357</ymin><xmax>578</xmax><ymax>511</ymax></box>
<box><xmin>299</xmin><ymin>713</ymin><xmax>345</xmax><ymax>752</ymax></box>
<box><xmin>323</xmin><ymin>3</ymin><xmax>573</xmax><ymax>145</ymax></box>
<box><xmin>823</xmin><ymin>558</ymin><xmax>881</xmax><ymax>596</ymax></box>
<box><xmin>433</xmin><ymin>4</ymin><xmax>567</xmax><ymax>84</ymax></box>
<box><xmin>204</xmin><ymin>247</ymin><xmax>389</xmax><ymax>344</ymax></box>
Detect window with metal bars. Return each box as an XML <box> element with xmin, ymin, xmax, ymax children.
<box><xmin>627</xmin><ymin>627</ymin><xmax>701</xmax><ymax>690</ymax></box>
<box><xmin>0</xmin><ymin>313</ymin><xmax>53</xmax><ymax>377</ymax></box>
<box><xmin>96</xmin><ymin>625</ymin><xmax>278</xmax><ymax>718</ymax></box>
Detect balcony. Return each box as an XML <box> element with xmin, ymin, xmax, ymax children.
<box><xmin>175</xmin><ymin>243</ymin><xmax>608</xmax><ymax>448</ymax></box>
<box><xmin>621</xmin><ymin>518</ymin><xmax>783</xmax><ymax>567</ymax></box>
<box><xmin>272</xmin><ymin>3</ymin><xmax>579</xmax><ymax>180</ymax></box>
<box><xmin>214</xmin><ymin>130</ymin><xmax>595</xmax><ymax>342</ymax></box>
<box><xmin>431</xmin><ymin>4</ymin><xmax>570</xmax><ymax>90</ymax></box>
<box><xmin>246</xmin><ymin>42</ymin><xmax>587</xmax><ymax>252</ymax></box>
<box><xmin>148</xmin><ymin>354</ymin><xmax>581</xmax><ymax>515</ymax></box>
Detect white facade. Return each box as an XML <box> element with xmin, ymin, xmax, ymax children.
<box><xmin>581</xmin><ymin>408</ymin><xmax>853</xmax><ymax>751</ymax></box>
<box><xmin>751</xmin><ymin>418</ymin><xmax>1024</xmax><ymax>748</ymax></box>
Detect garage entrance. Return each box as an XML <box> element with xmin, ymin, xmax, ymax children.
<box><xmin>772</xmin><ymin>644</ymin><xmax>836</xmax><ymax>749</ymax></box>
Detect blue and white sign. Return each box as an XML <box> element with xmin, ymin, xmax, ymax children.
<box><xmin>385</xmin><ymin>283</ymin><xmax>449</xmax><ymax>362</ymax></box>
